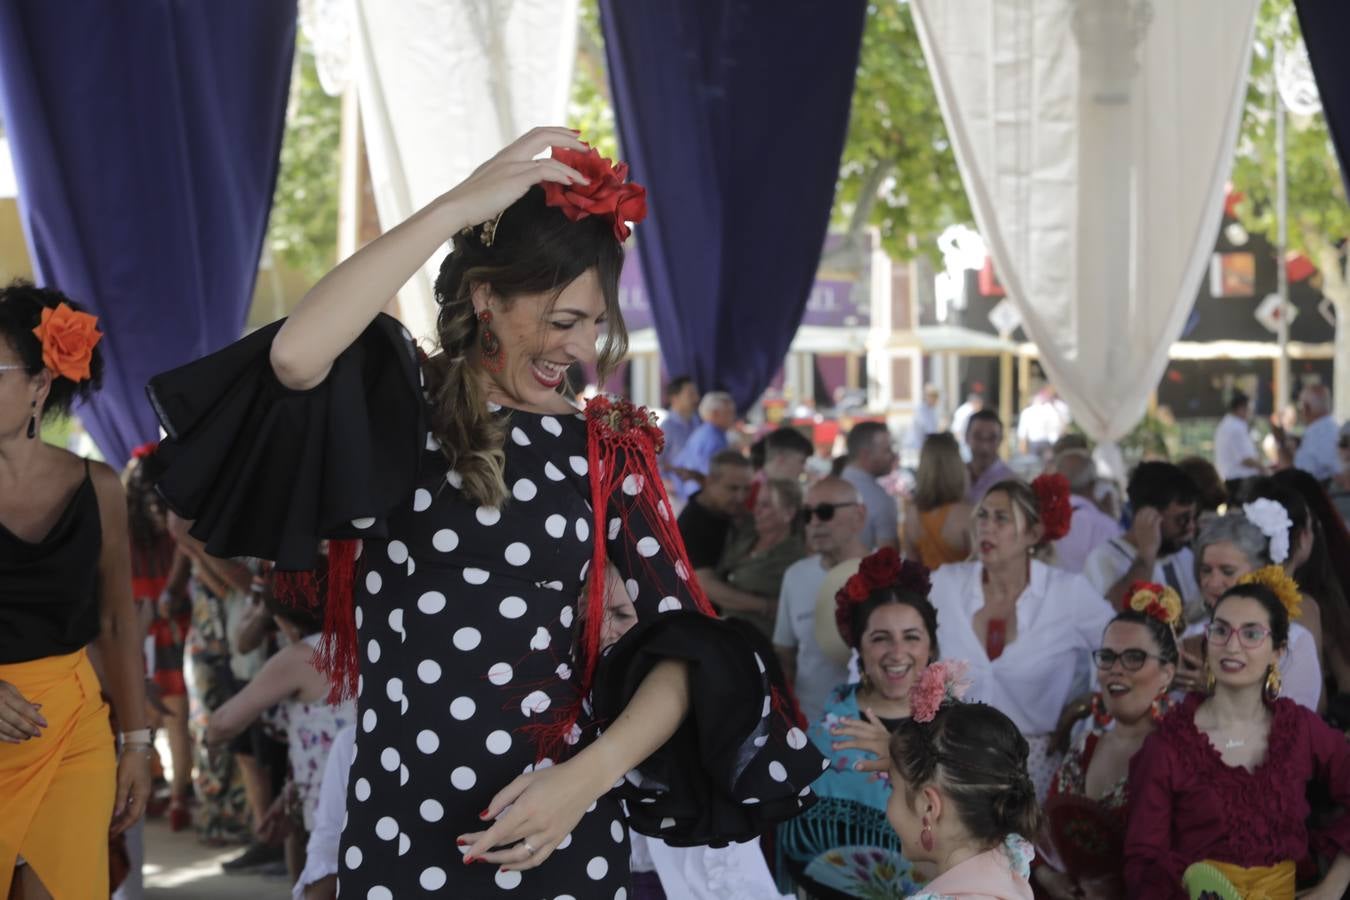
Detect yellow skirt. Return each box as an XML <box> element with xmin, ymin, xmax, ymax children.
<box><xmin>1183</xmin><ymin>859</ymin><xmax>1296</xmax><ymax>900</ymax></box>
<box><xmin>0</xmin><ymin>649</ymin><xmax>116</xmax><ymax>899</ymax></box>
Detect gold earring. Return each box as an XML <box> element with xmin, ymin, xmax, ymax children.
<box><xmin>1205</xmin><ymin>665</ymin><xmax>1215</xmax><ymax>693</ymax></box>
<box><xmin>1264</xmin><ymin>665</ymin><xmax>1282</xmax><ymax>702</ymax></box>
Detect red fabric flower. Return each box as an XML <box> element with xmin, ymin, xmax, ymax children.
<box><xmin>32</xmin><ymin>302</ymin><xmax>102</xmax><ymax>382</ymax></box>
<box><xmin>542</xmin><ymin>145</ymin><xmax>648</xmax><ymax>242</ymax></box>
<box><xmin>1032</xmin><ymin>473</ymin><xmax>1073</xmax><ymax>541</ymax></box>
<box><xmin>858</xmin><ymin>546</ymin><xmax>901</xmax><ymax>586</ymax></box>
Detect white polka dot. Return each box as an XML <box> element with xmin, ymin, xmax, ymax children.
<box><xmin>675</xmin><ymin>560</ymin><xmax>689</xmax><ymax>581</ymax></box>
<box><xmin>658</xmin><ymin>596</ymin><xmax>681</xmax><ymax>613</ymax></box>
<box><xmin>386</xmin><ymin>540</ymin><xmax>408</xmax><ymax>564</ymax></box>
<box><xmin>558</xmin><ymin>833</ymin><xmax>573</xmax><ymax>850</ymax></box>
<box><xmin>432</xmin><ymin>528</ymin><xmax>459</xmax><ymax>552</ymax></box>
<box><xmin>420</xmin><ymin>799</ymin><xmax>443</xmax><ymax>822</ymax></box>
<box><xmin>513</xmin><ymin>478</ymin><xmax>538</xmax><ymax>501</ymax></box>
<box><xmin>406</xmin><ymin>556</ymin><xmax>416</xmax><ymax>576</ymax></box>
<box><xmin>742</xmin><ymin>796</ymin><xmax>760</xmax><ymax>805</ymax></box>
<box><xmin>420</xmin><ymin>866</ymin><xmax>447</xmax><ymax>890</ymax></box>
<box><xmin>450</xmin><ymin>696</ymin><xmax>476</xmax><ymax>720</ymax></box>
<box><xmin>367</xmin><ymin>888</ymin><xmax>391</xmax><ymax>900</ymax></box>
<box><xmin>453</xmin><ymin>627</ymin><xmax>482</xmax><ymax>651</ymax></box>
<box><xmin>486</xmin><ymin>730</ymin><xmax>512</xmax><ymax>754</ymax></box>
<box><xmin>451</xmin><ymin>766</ymin><xmax>477</xmax><ymax>790</ymax></box>
<box><xmin>413</xmin><ymin>489</ymin><xmax>432</xmax><ymax>512</ymax></box>
<box><xmin>541</xmin><ymin>416</ymin><xmax>562</xmax><ymax>436</ymax></box>
<box><xmin>354</xmin><ymin>778</ymin><xmax>371</xmax><ymax>801</ymax></box>
<box><xmin>821</xmin><ymin>756</ymin><xmax>831</xmax><ymax>770</ymax></box>
<box><xmin>399</xmin><ymin>832</ymin><xmax>410</xmax><ymax>855</ymax></box>
<box><xmin>786</xmin><ymin>727</ymin><xmax>807</xmax><ymax>750</ymax></box>
<box><xmin>616</xmin><ymin>890</ymin><xmax>628</xmax><ymax>900</ymax></box>
<box><xmin>362</xmin><ymin>709</ymin><xmax>377</xmax><ymax>733</ymax></box>
<box><xmin>521</xmin><ymin>690</ymin><xmax>551</xmax><ymax>717</ymax></box>
<box><xmin>657</xmin><ymin>500</ymin><xmax>671</xmax><ymax>521</ymax></box>
<box><xmin>416</xmin><ymin>729</ymin><xmax>440</xmax><ymax>754</ymax></box>
<box><xmin>636</xmin><ymin>537</ymin><xmax>660</xmax><ymax>558</ymax></box>
<box><xmin>476</xmin><ymin>506</ymin><xmax>501</xmax><ymax>526</ymax></box>
<box><xmin>400</xmin><ymin>696</ymin><xmax>409</xmax><ymax>715</ymax></box>
<box><xmin>426</xmin><ymin>432</ymin><xmax>440</xmax><ymax>451</ymax></box>
<box><xmin>505</xmin><ymin>543</ymin><xmax>531</xmax><ymax>566</ymax></box>
<box><xmin>352</xmin><ymin>517</ymin><xmax>376</xmax><ymax>530</ymax></box>
<box><xmin>659</xmin><ymin>817</ymin><xmax>675</xmax><ymax>830</ymax></box>
<box><xmin>543</xmin><ymin>580</ymin><xmax>564</xmax><ymax>591</ymax></box>
<box><xmin>380</xmin><ymin>747</ymin><xmax>400</xmax><ymax>772</ymax></box>
<box><xmin>355</xmin><ymin>607</ymin><xmax>364</xmax><ymax>629</ymax></box>
<box><xmin>762</xmin><ymin>695</ymin><xmax>771</xmax><ymax>717</ymax></box>
<box><xmin>365</xmin><ymin>571</ymin><xmax>382</xmax><ymax>594</ymax></box>
<box><xmin>754</xmin><ymin>653</ymin><xmax>766</xmax><ymax>673</ymax></box>
<box><xmin>367</xmin><ymin>640</ymin><xmax>381</xmax><ymax>663</ymax></box>
<box><xmin>495</xmin><ymin>868</ymin><xmax>523</xmax><ymax>889</ymax></box>
<box><xmin>464</xmin><ymin>568</ymin><xmax>489</xmax><ymax>585</ymax></box>
<box><xmin>569</xmin><ymin>456</ymin><xmax>589</xmax><ymax>476</ymax></box>
<box><xmin>488</xmin><ymin>662</ymin><xmax>513</xmax><ymax>686</ymax></box>
<box><xmin>610</xmin><ymin>819</ymin><xmax>624</xmax><ymax>842</ymax></box>
<box><xmin>622</xmin><ymin>474</ymin><xmax>644</xmax><ymax>496</ymax></box>
<box><xmin>417</xmin><ymin>591</ymin><xmax>446</xmax><ymax>614</ymax></box>
<box><xmin>511</xmin><ymin>427</ymin><xmax>531</xmax><ymax>446</ymax></box>
<box><xmin>545</xmin><ymin>514</ymin><xmax>567</xmax><ymax>538</ymax></box>
<box><xmin>386</xmin><ymin>678</ymin><xmax>404</xmax><ymax>703</ymax></box>
<box><xmin>345</xmin><ymin>845</ymin><xmax>363</xmax><ymax>868</ymax></box>
<box><xmin>754</xmin><ymin>735</ymin><xmax>768</xmax><ymax>748</ymax></box>
<box><xmin>575</xmin><ymin>518</ymin><xmax>590</xmax><ymax>541</ymax></box>
<box><xmin>530</xmin><ymin>627</ymin><xmax>551</xmax><ymax>650</ymax></box>
<box><xmin>375</xmin><ymin>816</ymin><xmax>398</xmax><ymax>840</ymax></box>
<box><xmin>499</xmin><ymin>596</ymin><xmax>527</xmax><ymax>619</ymax></box>
<box><xmin>388</xmin><ymin>608</ymin><xmax>404</xmax><ymax>635</ymax></box>
<box><xmin>625</xmin><ymin>579</ymin><xmax>639</xmax><ymax>600</ymax></box>
<box><xmin>545</xmin><ymin>462</ymin><xmax>566</xmax><ymax>481</ymax></box>
<box><xmin>560</xmin><ymin>607</ymin><xmax>574</xmax><ymax>628</ymax></box>
<box><xmin>587</xmin><ymin>857</ymin><xmax>609</xmax><ymax>880</ymax></box>
<box><xmin>609</xmin><ymin>519</ymin><xmax>622</xmax><ymax>540</ymax></box>
<box><xmin>417</xmin><ymin>659</ymin><xmax>442</xmax><ymax>684</ymax></box>
<box><xmin>769</xmin><ymin>761</ymin><xmax>788</xmax><ymax>782</ymax></box>
<box><xmin>556</xmin><ymin>662</ymin><xmax>572</xmax><ymax>680</ymax></box>
<box><xmin>446</xmin><ymin>470</ymin><xmax>464</xmax><ymax>489</ymax></box>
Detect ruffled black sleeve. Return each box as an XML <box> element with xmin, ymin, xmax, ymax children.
<box><xmin>144</xmin><ymin>313</ymin><xmax>425</xmax><ymax>570</ymax></box>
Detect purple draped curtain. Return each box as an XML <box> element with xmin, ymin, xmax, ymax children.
<box><xmin>0</xmin><ymin>0</ymin><xmax>297</xmax><ymax>465</ymax></box>
<box><xmin>599</xmin><ymin>0</ymin><xmax>866</xmax><ymax>411</ymax></box>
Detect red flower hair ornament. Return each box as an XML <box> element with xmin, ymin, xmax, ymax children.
<box><xmin>834</xmin><ymin>548</ymin><xmax>931</xmax><ymax>646</ymax></box>
<box><xmin>1031</xmin><ymin>473</ymin><xmax>1073</xmax><ymax>542</ymax></box>
<box><xmin>542</xmin><ymin>144</ymin><xmax>647</xmax><ymax>242</ymax></box>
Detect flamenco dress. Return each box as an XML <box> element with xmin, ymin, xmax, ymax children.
<box><xmin>145</xmin><ymin>315</ymin><xmax>827</xmax><ymax>898</ymax></box>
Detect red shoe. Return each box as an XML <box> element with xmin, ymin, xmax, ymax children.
<box><xmin>169</xmin><ymin>798</ymin><xmax>192</xmax><ymax>832</ymax></box>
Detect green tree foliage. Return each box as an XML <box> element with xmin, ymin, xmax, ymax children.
<box><xmin>569</xmin><ymin>0</ymin><xmax>619</xmax><ymax>161</ymax></box>
<box><xmin>266</xmin><ymin>39</ymin><xmax>341</xmax><ymax>281</ymax></box>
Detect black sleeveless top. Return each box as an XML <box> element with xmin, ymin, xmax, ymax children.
<box><xmin>0</xmin><ymin>460</ymin><xmax>103</xmax><ymax>664</ymax></box>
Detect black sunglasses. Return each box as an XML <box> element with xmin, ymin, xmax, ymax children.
<box><xmin>800</xmin><ymin>502</ymin><xmax>859</xmax><ymax>523</ymax></box>
<box><xmin>1092</xmin><ymin>648</ymin><xmax>1163</xmax><ymax>671</ymax></box>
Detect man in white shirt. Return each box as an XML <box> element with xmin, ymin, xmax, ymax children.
<box><xmin>773</xmin><ymin>477</ymin><xmax>867</xmax><ymax>722</ymax></box>
<box><xmin>1084</xmin><ymin>461</ymin><xmax>1201</xmax><ymax>611</ymax></box>
<box><xmin>1017</xmin><ymin>386</ymin><xmax>1071</xmax><ymax>460</ymax></box>
<box><xmin>840</xmin><ymin>422</ymin><xmax>899</xmax><ymax>551</ymax></box>
<box><xmin>906</xmin><ymin>384</ymin><xmax>942</xmax><ymax>453</ymax></box>
<box><xmin>1050</xmin><ymin>449</ymin><xmax>1123</xmax><ymax>574</ymax></box>
<box><xmin>1213</xmin><ymin>391</ymin><xmax>1265</xmax><ymax>487</ymax></box>
<box><xmin>1294</xmin><ymin>383</ymin><xmax>1342</xmax><ymax>483</ymax></box>
<box><xmin>950</xmin><ymin>391</ymin><xmax>983</xmax><ymax>457</ymax></box>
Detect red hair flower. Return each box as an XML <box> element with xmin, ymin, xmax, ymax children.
<box><xmin>32</xmin><ymin>302</ymin><xmax>102</xmax><ymax>383</ymax></box>
<box><xmin>835</xmin><ymin>549</ymin><xmax>931</xmax><ymax>646</ymax></box>
<box><xmin>542</xmin><ymin>144</ymin><xmax>648</xmax><ymax>242</ymax></box>
<box><xmin>1032</xmin><ymin>473</ymin><xmax>1073</xmax><ymax>542</ymax></box>
<box><xmin>130</xmin><ymin>441</ymin><xmax>159</xmax><ymax>460</ymax></box>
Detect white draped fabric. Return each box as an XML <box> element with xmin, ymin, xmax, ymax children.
<box><xmin>305</xmin><ymin>0</ymin><xmax>579</xmax><ymax>343</ymax></box>
<box><xmin>911</xmin><ymin>0</ymin><xmax>1259</xmax><ymax>473</ymax></box>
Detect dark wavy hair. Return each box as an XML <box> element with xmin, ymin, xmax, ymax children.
<box><xmin>849</xmin><ymin>587</ymin><xmax>940</xmax><ymax>660</ymax></box>
<box><xmin>1212</xmin><ymin>582</ymin><xmax>1290</xmax><ymax>652</ymax></box>
<box><xmin>0</xmin><ymin>280</ymin><xmax>104</xmax><ymax>419</ymax></box>
<box><xmin>1107</xmin><ymin>609</ymin><xmax>1180</xmax><ymax>665</ymax></box>
<box><xmin>1270</xmin><ymin>468</ymin><xmax>1350</xmax><ymax>657</ymax></box>
<box><xmin>890</xmin><ymin>702</ymin><xmax>1041</xmax><ymax>845</ymax></box>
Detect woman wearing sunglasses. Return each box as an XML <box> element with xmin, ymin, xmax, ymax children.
<box><xmin>1034</xmin><ymin>583</ymin><xmax>1180</xmax><ymax>900</ymax></box>
<box><xmin>1124</xmin><ymin>574</ymin><xmax>1350</xmax><ymax>900</ymax></box>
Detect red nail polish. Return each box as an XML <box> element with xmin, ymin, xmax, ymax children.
<box><xmin>500</xmin><ymin>867</ymin><xmax>512</xmax><ymax>873</ymax></box>
<box><xmin>463</xmin><ymin>856</ymin><xmax>476</xmax><ymax>865</ymax></box>
<box><xmin>456</xmin><ymin>838</ymin><xmax>468</xmax><ymax>846</ymax></box>
<box><xmin>479</xmin><ymin>808</ymin><xmax>490</xmax><ymax>820</ymax></box>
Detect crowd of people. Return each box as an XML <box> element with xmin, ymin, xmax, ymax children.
<box><xmin>6</xmin><ymin>129</ymin><xmax>1350</xmax><ymax>900</ymax></box>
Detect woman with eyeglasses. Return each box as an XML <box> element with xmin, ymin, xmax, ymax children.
<box><xmin>902</xmin><ymin>432</ymin><xmax>972</xmax><ymax>571</ymax></box>
<box><xmin>1034</xmin><ymin>583</ymin><xmax>1180</xmax><ymax>900</ymax></box>
<box><xmin>711</xmin><ymin>478</ymin><xmax>806</xmax><ymax>639</ymax></box>
<box><xmin>928</xmin><ymin>477</ymin><xmax>1114</xmax><ymax>802</ymax></box>
<box><xmin>1124</xmin><ymin>577</ymin><xmax>1350</xmax><ymax>899</ymax></box>
<box><xmin>1173</xmin><ymin>510</ymin><xmax>1322</xmax><ymax>710</ymax></box>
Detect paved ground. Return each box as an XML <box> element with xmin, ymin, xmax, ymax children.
<box><xmin>141</xmin><ymin>817</ymin><xmax>291</xmax><ymax>900</ymax></box>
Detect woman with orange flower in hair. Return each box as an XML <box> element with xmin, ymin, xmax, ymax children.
<box><xmin>1034</xmin><ymin>582</ymin><xmax>1180</xmax><ymax>900</ymax></box>
<box><xmin>0</xmin><ymin>281</ymin><xmax>150</xmax><ymax>898</ymax></box>
<box><xmin>145</xmin><ymin>130</ymin><xmax>825</xmax><ymax>896</ymax></box>
<box><xmin>927</xmin><ymin>476</ymin><xmax>1115</xmax><ymax>802</ymax></box>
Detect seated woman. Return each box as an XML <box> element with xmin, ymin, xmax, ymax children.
<box><xmin>1124</xmin><ymin>579</ymin><xmax>1350</xmax><ymax>899</ymax></box>
<box><xmin>1176</xmin><ymin>507</ymin><xmax>1322</xmax><ymax>709</ymax></box>
<box><xmin>712</xmin><ymin>478</ymin><xmax>806</xmax><ymax>638</ymax></box>
<box><xmin>777</xmin><ymin>548</ymin><xmax>935</xmax><ymax>898</ymax></box>
<box><xmin>887</xmin><ymin>664</ymin><xmax>1040</xmax><ymax>899</ymax></box>
<box><xmin>902</xmin><ymin>433</ymin><xmax>972</xmax><ymax>571</ymax></box>
<box><xmin>927</xmin><ymin>476</ymin><xmax>1115</xmax><ymax>800</ymax></box>
<box><xmin>1035</xmin><ymin>583</ymin><xmax>1181</xmax><ymax>900</ymax></box>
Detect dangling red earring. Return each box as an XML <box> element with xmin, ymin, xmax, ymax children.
<box><xmin>920</xmin><ymin>815</ymin><xmax>935</xmax><ymax>852</ymax></box>
<box><xmin>477</xmin><ymin>310</ymin><xmax>504</xmax><ymax>374</ymax></box>
<box><xmin>1090</xmin><ymin>692</ymin><xmax>1113</xmax><ymax>729</ymax></box>
<box><xmin>1150</xmin><ymin>692</ymin><xmax>1167</xmax><ymax>722</ymax></box>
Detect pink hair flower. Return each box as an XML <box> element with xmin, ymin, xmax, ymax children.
<box><xmin>909</xmin><ymin>660</ymin><xmax>972</xmax><ymax>724</ymax></box>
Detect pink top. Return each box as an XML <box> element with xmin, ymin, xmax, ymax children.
<box><xmin>909</xmin><ymin>835</ymin><xmax>1036</xmax><ymax>900</ymax></box>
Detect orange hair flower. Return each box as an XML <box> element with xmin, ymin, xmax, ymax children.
<box><xmin>32</xmin><ymin>303</ymin><xmax>102</xmax><ymax>382</ymax></box>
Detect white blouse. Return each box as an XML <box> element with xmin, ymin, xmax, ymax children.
<box><xmin>929</xmin><ymin>560</ymin><xmax>1115</xmax><ymax>736</ymax></box>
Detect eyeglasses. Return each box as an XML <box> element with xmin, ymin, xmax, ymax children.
<box><xmin>800</xmin><ymin>502</ymin><xmax>860</xmax><ymax>523</ymax></box>
<box><xmin>1206</xmin><ymin>621</ymin><xmax>1272</xmax><ymax>649</ymax></box>
<box><xmin>0</xmin><ymin>364</ymin><xmax>28</xmax><ymax>374</ymax></box>
<box><xmin>1092</xmin><ymin>648</ymin><xmax>1162</xmax><ymax>671</ymax></box>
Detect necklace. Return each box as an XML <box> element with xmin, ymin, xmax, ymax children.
<box><xmin>1225</xmin><ymin>738</ymin><xmax>1246</xmax><ymax>749</ymax></box>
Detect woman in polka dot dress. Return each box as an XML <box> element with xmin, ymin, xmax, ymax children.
<box><xmin>145</xmin><ymin>128</ymin><xmax>827</xmax><ymax>898</ymax></box>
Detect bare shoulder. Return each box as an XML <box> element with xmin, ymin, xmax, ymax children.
<box><xmin>86</xmin><ymin>458</ymin><xmax>126</xmax><ymax>501</ymax></box>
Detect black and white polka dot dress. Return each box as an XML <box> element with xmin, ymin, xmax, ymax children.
<box><xmin>146</xmin><ymin>314</ymin><xmax>828</xmax><ymax>899</ymax></box>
